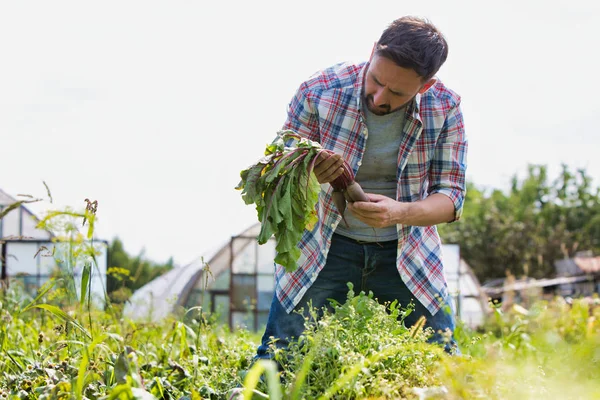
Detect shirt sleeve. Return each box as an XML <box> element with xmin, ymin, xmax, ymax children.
<box><xmin>281</xmin><ymin>82</ymin><xmax>321</xmax><ymax>142</ymax></box>
<box><xmin>428</xmin><ymin>100</ymin><xmax>468</xmax><ymax>222</ymax></box>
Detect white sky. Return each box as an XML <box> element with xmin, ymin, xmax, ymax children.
<box><xmin>1</xmin><ymin>0</ymin><xmax>599</xmax><ymax>266</ymax></box>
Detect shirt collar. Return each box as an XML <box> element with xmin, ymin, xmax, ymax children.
<box><xmin>355</xmin><ymin>62</ymin><xmax>368</xmax><ymax>116</ymax></box>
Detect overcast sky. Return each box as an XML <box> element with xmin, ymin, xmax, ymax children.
<box><xmin>1</xmin><ymin>0</ymin><xmax>599</xmax><ymax>266</ymax></box>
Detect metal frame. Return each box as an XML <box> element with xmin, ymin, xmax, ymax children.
<box><xmin>0</xmin><ymin>200</ymin><xmax>55</xmax><ymax>284</ymax></box>
<box><xmin>0</xmin><ymin>242</ymin><xmax>6</xmax><ymax>282</ymax></box>
<box><xmin>0</xmin><ymin>238</ymin><xmax>109</xmax><ymax>296</ymax></box>
<box><xmin>227</xmin><ymin>234</ymin><xmax>275</xmax><ymax>331</ymax></box>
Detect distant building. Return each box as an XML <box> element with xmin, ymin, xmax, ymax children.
<box><xmin>0</xmin><ymin>188</ymin><xmax>108</xmax><ymax>305</ymax></box>
<box><xmin>482</xmin><ymin>254</ymin><xmax>600</xmax><ymax>307</ymax></box>
<box><xmin>555</xmin><ymin>254</ymin><xmax>600</xmax><ymax>296</ymax></box>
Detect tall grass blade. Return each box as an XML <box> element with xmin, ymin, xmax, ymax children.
<box><xmin>28</xmin><ymin>303</ymin><xmax>92</xmax><ymax>340</ymax></box>
<box><xmin>3</xmin><ymin>350</ymin><xmax>24</xmax><ymax>372</ymax></box>
<box><xmin>242</xmin><ymin>359</ymin><xmax>282</xmax><ymax>400</ymax></box>
<box><xmin>0</xmin><ymin>198</ymin><xmax>41</xmax><ymax>220</ymax></box>
<box><xmin>317</xmin><ymin>344</ymin><xmax>401</xmax><ymax>400</ymax></box>
<box><xmin>75</xmin><ymin>334</ymin><xmax>106</xmax><ymax>400</ymax></box>
<box><xmin>19</xmin><ymin>278</ymin><xmax>60</xmax><ymax>314</ymax></box>
<box><xmin>80</xmin><ymin>263</ymin><xmax>91</xmax><ymax>307</ymax></box>
<box><xmin>290</xmin><ymin>335</ymin><xmax>320</xmax><ymax>400</ymax></box>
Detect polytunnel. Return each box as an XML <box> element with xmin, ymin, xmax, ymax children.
<box><xmin>124</xmin><ymin>223</ymin><xmax>277</xmax><ymax>330</ymax></box>
<box><xmin>124</xmin><ymin>223</ymin><xmax>489</xmax><ymax>330</ymax></box>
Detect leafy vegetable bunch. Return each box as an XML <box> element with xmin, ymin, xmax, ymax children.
<box><xmin>236</xmin><ymin>130</ymin><xmax>369</xmax><ymax>272</ymax></box>
<box><xmin>236</xmin><ymin>130</ymin><xmax>322</xmax><ymax>272</ymax></box>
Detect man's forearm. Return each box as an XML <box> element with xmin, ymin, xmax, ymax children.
<box><xmin>394</xmin><ymin>193</ymin><xmax>456</xmax><ymax>226</ymax></box>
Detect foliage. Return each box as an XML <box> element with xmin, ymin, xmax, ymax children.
<box><xmin>0</xmin><ymin>283</ymin><xmax>257</xmax><ymax>399</ymax></box>
<box><xmin>265</xmin><ymin>284</ymin><xmax>446</xmax><ymax>400</ymax></box>
<box><xmin>2</xmin><ymin>279</ymin><xmax>600</xmax><ymax>399</ymax></box>
<box><xmin>2</xmin><ymin>168</ymin><xmax>599</xmax><ymax>399</ymax></box>
<box><xmin>439</xmin><ymin>164</ymin><xmax>600</xmax><ymax>281</ymax></box>
<box><xmin>439</xmin><ymin>296</ymin><xmax>600</xmax><ymax>399</ymax></box>
<box><xmin>236</xmin><ymin>130</ymin><xmax>321</xmax><ymax>272</ymax></box>
<box><xmin>106</xmin><ymin>238</ymin><xmax>174</xmax><ymax>304</ymax></box>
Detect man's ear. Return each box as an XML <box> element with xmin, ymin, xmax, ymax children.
<box><xmin>418</xmin><ymin>78</ymin><xmax>437</xmax><ymax>94</ymax></box>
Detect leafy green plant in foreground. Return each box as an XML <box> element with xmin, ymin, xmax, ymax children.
<box><xmin>244</xmin><ymin>284</ymin><xmax>446</xmax><ymax>400</ymax></box>
<box><xmin>3</xmin><ymin>279</ymin><xmax>600</xmax><ymax>399</ymax></box>
<box><xmin>0</xmin><ymin>281</ymin><xmax>257</xmax><ymax>399</ymax></box>
<box><xmin>439</xmin><ymin>296</ymin><xmax>600</xmax><ymax>400</ymax></box>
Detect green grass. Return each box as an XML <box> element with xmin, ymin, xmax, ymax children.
<box><xmin>1</xmin><ymin>197</ymin><xmax>599</xmax><ymax>399</ymax></box>
<box><xmin>1</xmin><ymin>278</ymin><xmax>599</xmax><ymax>399</ymax></box>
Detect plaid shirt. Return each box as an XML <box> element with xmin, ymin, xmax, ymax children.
<box><xmin>275</xmin><ymin>61</ymin><xmax>468</xmax><ymax>316</ymax></box>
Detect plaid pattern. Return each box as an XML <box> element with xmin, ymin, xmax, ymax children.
<box><xmin>275</xmin><ymin>61</ymin><xmax>468</xmax><ymax>315</ymax></box>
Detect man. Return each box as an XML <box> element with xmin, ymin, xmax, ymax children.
<box><xmin>257</xmin><ymin>16</ymin><xmax>467</xmax><ymax>358</ymax></box>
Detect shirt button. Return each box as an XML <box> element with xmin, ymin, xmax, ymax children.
<box><xmin>357</xmin><ymin>161</ymin><xmax>362</xmax><ymax>166</ymax></box>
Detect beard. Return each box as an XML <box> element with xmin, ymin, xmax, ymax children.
<box><xmin>364</xmin><ymin>94</ymin><xmax>412</xmax><ymax>116</ymax></box>
<box><xmin>365</xmin><ymin>95</ymin><xmax>390</xmax><ymax>115</ymax></box>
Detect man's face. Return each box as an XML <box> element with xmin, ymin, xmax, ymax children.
<box><xmin>363</xmin><ymin>54</ymin><xmax>430</xmax><ymax>116</ymax></box>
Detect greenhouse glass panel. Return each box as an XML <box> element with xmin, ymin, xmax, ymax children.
<box><xmin>231</xmin><ymin>275</ymin><xmax>256</xmax><ymax>310</ymax></box>
<box><xmin>257</xmin><ymin>275</ymin><xmax>274</xmax><ymax>311</ymax></box>
<box><xmin>2</xmin><ymin>208</ymin><xmax>20</xmax><ymax>237</ymax></box>
<box><xmin>6</xmin><ymin>242</ymin><xmax>39</xmax><ymax>275</ymax></box>
<box><xmin>257</xmin><ymin>240</ymin><xmax>276</xmax><ymax>273</ymax></box>
<box><xmin>213</xmin><ymin>294</ymin><xmax>230</xmax><ymax>325</ymax></box>
<box><xmin>257</xmin><ymin>274</ymin><xmax>274</xmax><ymax>292</ymax></box>
<box><xmin>257</xmin><ymin>290</ymin><xmax>272</xmax><ymax>312</ymax></box>
<box><xmin>231</xmin><ymin>239</ymin><xmax>256</xmax><ymax>274</ymax></box>
<box><xmin>12</xmin><ymin>275</ymin><xmax>40</xmax><ymax>297</ymax></box>
<box><xmin>210</xmin><ymin>269</ymin><xmax>230</xmax><ymax>290</ymax></box>
<box><xmin>231</xmin><ymin>311</ymin><xmax>254</xmax><ymax>330</ymax></box>
<box><xmin>257</xmin><ymin>311</ymin><xmax>269</xmax><ymax>331</ymax></box>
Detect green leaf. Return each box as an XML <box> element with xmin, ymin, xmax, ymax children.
<box><xmin>19</xmin><ymin>278</ymin><xmax>60</xmax><ymax>314</ymax></box>
<box><xmin>258</xmin><ymin>217</ymin><xmax>275</xmax><ymax>245</ymax></box>
<box><xmin>238</xmin><ymin>163</ymin><xmax>267</xmax><ymax>204</ymax></box>
<box><xmin>27</xmin><ymin>304</ymin><xmax>92</xmax><ymax>340</ymax></box>
<box><xmin>242</xmin><ymin>359</ymin><xmax>282</xmax><ymax>400</ymax></box>
<box><xmin>237</xmin><ymin>130</ymin><xmax>323</xmax><ymax>272</ymax></box>
<box><xmin>279</xmin><ymin>181</ymin><xmax>293</xmax><ymax>223</ymax></box>
<box><xmin>75</xmin><ymin>334</ymin><xmax>107</xmax><ymax>400</ymax></box>
<box><xmin>0</xmin><ymin>197</ymin><xmax>42</xmax><ymax>220</ymax></box>
<box><xmin>115</xmin><ymin>351</ymin><xmax>131</xmax><ymax>385</ymax></box>
<box><xmin>80</xmin><ymin>263</ymin><xmax>91</xmax><ymax>307</ymax></box>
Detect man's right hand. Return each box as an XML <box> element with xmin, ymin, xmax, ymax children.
<box><xmin>313</xmin><ymin>151</ymin><xmax>344</xmax><ymax>184</ymax></box>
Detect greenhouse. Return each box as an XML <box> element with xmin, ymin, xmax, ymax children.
<box><xmin>0</xmin><ymin>188</ymin><xmax>108</xmax><ymax>306</ymax></box>
<box><xmin>125</xmin><ymin>222</ymin><xmax>489</xmax><ymax>330</ymax></box>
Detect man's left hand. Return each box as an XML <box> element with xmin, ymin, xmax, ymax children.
<box><xmin>346</xmin><ymin>193</ymin><xmax>405</xmax><ymax>228</ymax></box>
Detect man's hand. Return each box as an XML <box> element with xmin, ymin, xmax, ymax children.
<box><xmin>347</xmin><ymin>192</ymin><xmax>456</xmax><ymax>227</ymax></box>
<box><xmin>313</xmin><ymin>151</ymin><xmax>344</xmax><ymax>184</ymax></box>
<box><xmin>346</xmin><ymin>193</ymin><xmax>404</xmax><ymax>228</ymax></box>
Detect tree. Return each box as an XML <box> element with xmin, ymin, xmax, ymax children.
<box><xmin>106</xmin><ymin>238</ymin><xmax>174</xmax><ymax>303</ymax></box>
<box><xmin>439</xmin><ymin>164</ymin><xmax>600</xmax><ymax>283</ymax></box>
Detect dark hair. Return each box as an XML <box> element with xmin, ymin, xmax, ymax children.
<box><xmin>375</xmin><ymin>16</ymin><xmax>448</xmax><ymax>81</ymax></box>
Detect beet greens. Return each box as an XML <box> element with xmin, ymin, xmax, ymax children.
<box><xmin>236</xmin><ymin>130</ymin><xmax>322</xmax><ymax>272</ymax></box>
<box><xmin>237</xmin><ymin>130</ymin><xmax>371</xmax><ymax>272</ymax></box>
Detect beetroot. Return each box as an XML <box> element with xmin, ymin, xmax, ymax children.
<box><xmin>319</xmin><ymin>150</ymin><xmax>369</xmax><ymax>226</ymax></box>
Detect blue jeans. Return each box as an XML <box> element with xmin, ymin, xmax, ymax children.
<box><xmin>256</xmin><ymin>233</ymin><xmax>459</xmax><ymax>360</ymax></box>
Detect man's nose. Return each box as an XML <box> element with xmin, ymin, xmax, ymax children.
<box><xmin>372</xmin><ymin>88</ymin><xmax>388</xmax><ymax>107</ymax></box>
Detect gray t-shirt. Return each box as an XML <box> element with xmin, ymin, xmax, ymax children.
<box><xmin>335</xmin><ymin>104</ymin><xmax>406</xmax><ymax>242</ymax></box>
